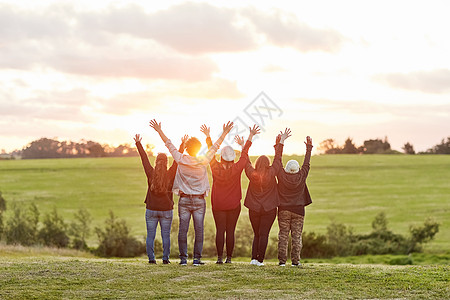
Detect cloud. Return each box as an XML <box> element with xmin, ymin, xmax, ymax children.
<box><xmin>245</xmin><ymin>8</ymin><xmax>345</xmax><ymax>53</ymax></box>
<box><xmin>97</xmin><ymin>78</ymin><xmax>244</xmax><ymax>115</ymax></box>
<box><xmin>374</xmin><ymin>69</ymin><xmax>450</xmax><ymax>94</ymax></box>
<box><xmin>261</xmin><ymin>64</ymin><xmax>286</xmax><ymax>73</ymax></box>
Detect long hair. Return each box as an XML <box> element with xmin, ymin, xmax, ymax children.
<box><xmin>150</xmin><ymin>153</ymin><xmax>168</xmax><ymax>195</ymax></box>
<box><xmin>251</xmin><ymin>155</ymin><xmax>271</xmax><ymax>191</ymax></box>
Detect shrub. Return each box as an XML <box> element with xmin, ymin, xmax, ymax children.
<box><xmin>38</xmin><ymin>208</ymin><xmax>70</xmax><ymax>248</ymax></box>
<box><xmin>5</xmin><ymin>203</ymin><xmax>40</xmax><ymax>246</ymax></box>
<box><xmin>95</xmin><ymin>211</ymin><xmax>145</xmax><ymax>257</ymax></box>
<box><xmin>302</xmin><ymin>232</ymin><xmax>334</xmax><ymax>258</ymax></box>
<box><xmin>69</xmin><ymin>208</ymin><xmax>92</xmax><ymax>250</ymax></box>
<box><xmin>407</xmin><ymin>218</ymin><xmax>440</xmax><ymax>253</ymax></box>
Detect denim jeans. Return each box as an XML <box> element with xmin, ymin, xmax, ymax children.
<box><xmin>178</xmin><ymin>196</ymin><xmax>206</xmax><ymax>261</ymax></box>
<box><xmin>145</xmin><ymin>209</ymin><xmax>173</xmax><ymax>261</ymax></box>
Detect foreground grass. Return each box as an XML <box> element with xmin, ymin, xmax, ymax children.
<box><xmin>0</xmin><ymin>254</ymin><xmax>448</xmax><ymax>299</ymax></box>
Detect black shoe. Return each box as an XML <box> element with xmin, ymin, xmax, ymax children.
<box><xmin>179</xmin><ymin>260</ymin><xmax>187</xmax><ymax>266</ymax></box>
<box><xmin>163</xmin><ymin>260</ymin><xmax>171</xmax><ymax>265</ymax></box>
<box><xmin>193</xmin><ymin>259</ymin><xmax>205</xmax><ymax>266</ymax></box>
<box><xmin>225</xmin><ymin>257</ymin><xmax>232</xmax><ymax>264</ymax></box>
<box><xmin>216</xmin><ymin>257</ymin><xmax>223</xmax><ymax>264</ymax></box>
<box><xmin>148</xmin><ymin>260</ymin><xmax>157</xmax><ymax>264</ymax></box>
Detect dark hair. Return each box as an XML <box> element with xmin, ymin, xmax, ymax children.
<box><xmin>150</xmin><ymin>153</ymin><xmax>168</xmax><ymax>195</ymax></box>
<box><xmin>185</xmin><ymin>137</ymin><xmax>201</xmax><ymax>157</ymax></box>
<box><xmin>251</xmin><ymin>155</ymin><xmax>271</xmax><ymax>191</ymax></box>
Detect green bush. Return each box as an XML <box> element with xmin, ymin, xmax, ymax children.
<box><xmin>0</xmin><ymin>191</ymin><xmax>6</xmax><ymax>237</ymax></box>
<box><xmin>95</xmin><ymin>211</ymin><xmax>145</xmax><ymax>257</ymax></box>
<box><xmin>5</xmin><ymin>203</ymin><xmax>40</xmax><ymax>246</ymax></box>
<box><xmin>69</xmin><ymin>208</ymin><xmax>92</xmax><ymax>250</ymax></box>
<box><xmin>38</xmin><ymin>208</ymin><xmax>70</xmax><ymax>248</ymax></box>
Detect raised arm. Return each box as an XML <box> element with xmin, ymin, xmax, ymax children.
<box><xmin>300</xmin><ymin>136</ymin><xmax>313</xmax><ymax>178</ymax></box>
<box><xmin>149</xmin><ymin>119</ymin><xmax>169</xmax><ymax>144</ymax></box>
<box><xmin>234</xmin><ymin>125</ymin><xmax>260</xmax><ymax>171</ymax></box>
<box><xmin>134</xmin><ymin>134</ymin><xmax>153</xmax><ymax>178</ymax></box>
<box><xmin>203</xmin><ymin>121</ymin><xmax>234</xmax><ymax>163</ymax></box>
<box><xmin>200</xmin><ymin>124</ymin><xmax>213</xmax><ymax>149</ymax></box>
<box><xmin>272</xmin><ymin>128</ymin><xmax>291</xmax><ymax>173</ymax></box>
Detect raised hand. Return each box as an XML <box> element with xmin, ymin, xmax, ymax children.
<box><xmin>222</xmin><ymin>121</ymin><xmax>234</xmax><ymax>134</ymax></box>
<box><xmin>149</xmin><ymin>119</ymin><xmax>162</xmax><ymax>132</ymax></box>
<box><xmin>200</xmin><ymin>124</ymin><xmax>210</xmax><ymax>137</ymax></box>
<box><xmin>279</xmin><ymin>128</ymin><xmax>292</xmax><ymax>143</ymax></box>
<box><xmin>249</xmin><ymin>125</ymin><xmax>261</xmax><ymax>137</ymax></box>
<box><xmin>275</xmin><ymin>134</ymin><xmax>281</xmax><ymax>145</ymax></box>
<box><xmin>133</xmin><ymin>134</ymin><xmax>142</xmax><ymax>143</ymax></box>
<box><xmin>181</xmin><ymin>134</ymin><xmax>189</xmax><ymax>144</ymax></box>
<box><xmin>234</xmin><ymin>135</ymin><xmax>245</xmax><ymax>147</ymax></box>
<box><xmin>305</xmin><ymin>136</ymin><xmax>313</xmax><ymax>147</ymax></box>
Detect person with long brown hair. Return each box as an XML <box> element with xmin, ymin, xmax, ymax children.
<box><xmin>134</xmin><ymin>133</ymin><xmax>188</xmax><ymax>264</ymax></box>
<box><xmin>200</xmin><ymin>124</ymin><xmax>260</xmax><ymax>264</ymax></box>
<box><xmin>244</xmin><ymin>128</ymin><xmax>291</xmax><ymax>266</ymax></box>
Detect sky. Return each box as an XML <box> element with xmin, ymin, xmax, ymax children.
<box><xmin>1</xmin><ymin>0</ymin><xmax>449</xmax><ymax>155</ymax></box>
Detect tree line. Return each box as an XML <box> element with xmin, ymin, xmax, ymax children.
<box><xmin>318</xmin><ymin>136</ymin><xmax>450</xmax><ymax>154</ymax></box>
<box><xmin>2</xmin><ymin>138</ymin><xmax>156</xmax><ymax>159</ymax></box>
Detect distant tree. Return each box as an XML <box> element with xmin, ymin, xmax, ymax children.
<box><xmin>402</xmin><ymin>142</ymin><xmax>415</xmax><ymax>154</ymax></box>
<box><xmin>145</xmin><ymin>144</ymin><xmax>155</xmax><ymax>157</ymax></box>
<box><xmin>318</xmin><ymin>139</ymin><xmax>342</xmax><ymax>154</ymax></box>
<box><xmin>342</xmin><ymin>138</ymin><xmax>359</xmax><ymax>154</ymax></box>
<box><xmin>427</xmin><ymin>137</ymin><xmax>450</xmax><ymax>154</ymax></box>
<box><xmin>21</xmin><ymin>138</ymin><xmax>61</xmax><ymax>159</ymax></box>
<box><xmin>86</xmin><ymin>141</ymin><xmax>106</xmax><ymax>157</ymax></box>
<box><xmin>363</xmin><ymin>137</ymin><xmax>391</xmax><ymax>154</ymax></box>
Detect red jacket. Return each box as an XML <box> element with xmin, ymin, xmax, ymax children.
<box><xmin>206</xmin><ymin>137</ymin><xmax>252</xmax><ymax>211</ymax></box>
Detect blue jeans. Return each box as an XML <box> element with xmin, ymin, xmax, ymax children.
<box><xmin>145</xmin><ymin>209</ymin><xmax>173</xmax><ymax>261</ymax></box>
<box><xmin>178</xmin><ymin>196</ymin><xmax>206</xmax><ymax>261</ymax></box>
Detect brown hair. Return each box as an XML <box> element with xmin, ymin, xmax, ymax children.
<box><xmin>150</xmin><ymin>153</ymin><xmax>168</xmax><ymax>195</ymax></box>
<box><xmin>185</xmin><ymin>137</ymin><xmax>201</xmax><ymax>157</ymax></box>
<box><xmin>251</xmin><ymin>155</ymin><xmax>271</xmax><ymax>190</ymax></box>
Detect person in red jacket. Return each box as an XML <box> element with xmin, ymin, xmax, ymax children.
<box><xmin>134</xmin><ymin>133</ymin><xmax>188</xmax><ymax>264</ymax></box>
<box><xmin>201</xmin><ymin>124</ymin><xmax>260</xmax><ymax>264</ymax></box>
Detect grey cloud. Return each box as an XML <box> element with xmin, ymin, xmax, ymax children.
<box><xmin>374</xmin><ymin>69</ymin><xmax>450</xmax><ymax>94</ymax></box>
<box><xmin>245</xmin><ymin>9</ymin><xmax>344</xmax><ymax>53</ymax></box>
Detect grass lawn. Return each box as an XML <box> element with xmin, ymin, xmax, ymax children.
<box><xmin>0</xmin><ymin>247</ymin><xmax>449</xmax><ymax>299</ymax></box>
<box><xmin>0</xmin><ymin>154</ymin><xmax>449</xmax><ymax>253</ymax></box>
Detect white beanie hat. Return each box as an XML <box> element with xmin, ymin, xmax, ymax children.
<box><xmin>285</xmin><ymin>160</ymin><xmax>300</xmax><ymax>174</ymax></box>
<box><xmin>221</xmin><ymin>146</ymin><xmax>236</xmax><ymax>162</ymax></box>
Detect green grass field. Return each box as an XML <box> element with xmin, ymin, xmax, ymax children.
<box><xmin>0</xmin><ymin>154</ymin><xmax>449</xmax><ymax>253</ymax></box>
<box><xmin>0</xmin><ymin>246</ymin><xmax>448</xmax><ymax>299</ymax></box>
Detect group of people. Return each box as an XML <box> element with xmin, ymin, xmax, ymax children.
<box><xmin>134</xmin><ymin>119</ymin><xmax>313</xmax><ymax>267</ymax></box>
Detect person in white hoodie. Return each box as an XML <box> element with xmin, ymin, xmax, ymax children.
<box><xmin>149</xmin><ymin>119</ymin><xmax>233</xmax><ymax>266</ymax></box>
<box><xmin>275</xmin><ymin>135</ymin><xmax>313</xmax><ymax>267</ymax></box>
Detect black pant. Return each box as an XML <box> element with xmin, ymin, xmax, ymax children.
<box><xmin>212</xmin><ymin>205</ymin><xmax>241</xmax><ymax>258</ymax></box>
<box><xmin>249</xmin><ymin>208</ymin><xmax>277</xmax><ymax>262</ymax></box>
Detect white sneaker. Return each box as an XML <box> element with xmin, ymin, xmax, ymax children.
<box><xmin>279</xmin><ymin>263</ymin><xmax>286</xmax><ymax>267</ymax></box>
<box><xmin>291</xmin><ymin>262</ymin><xmax>302</xmax><ymax>267</ymax></box>
<box><xmin>250</xmin><ymin>259</ymin><xmax>258</xmax><ymax>265</ymax></box>
<box><xmin>256</xmin><ymin>261</ymin><xmax>265</xmax><ymax>266</ymax></box>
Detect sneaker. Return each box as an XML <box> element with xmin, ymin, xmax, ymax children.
<box><xmin>279</xmin><ymin>262</ymin><xmax>286</xmax><ymax>267</ymax></box>
<box><xmin>250</xmin><ymin>259</ymin><xmax>258</xmax><ymax>265</ymax></box>
<box><xmin>148</xmin><ymin>260</ymin><xmax>156</xmax><ymax>264</ymax></box>
<box><xmin>193</xmin><ymin>260</ymin><xmax>205</xmax><ymax>266</ymax></box>
<box><xmin>256</xmin><ymin>261</ymin><xmax>265</xmax><ymax>266</ymax></box>
<box><xmin>292</xmin><ymin>262</ymin><xmax>302</xmax><ymax>267</ymax></box>
<box><xmin>216</xmin><ymin>257</ymin><xmax>223</xmax><ymax>264</ymax></box>
<box><xmin>225</xmin><ymin>257</ymin><xmax>232</xmax><ymax>264</ymax></box>
<box><xmin>163</xmin><ymin>260</ymin><xmax>171</xmax><ymax>265</ymax></box>
<box><xmin>179</xmin><ymin>260</ymin><xmax>187</xmax><ymax>266</ymax></box>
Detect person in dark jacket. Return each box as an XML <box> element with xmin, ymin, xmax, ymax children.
<box><xmin>244</xmin><ymin>128</ymin><xmax>291</xmax><ymax>266</ymax></box>
<box><xmin>134</xmin><ymin>133</ymin><xmax>188</xmax><ymax>264</ymax></box>
<box><xmin>201</xmin><ymin>124</ymin><xmax>260</xmax><ymax>264</ymax></box>
<box><xmin>275</xmin><ymin>135</ymin><xmax>313</xmax><ymax>267</ymax></box>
